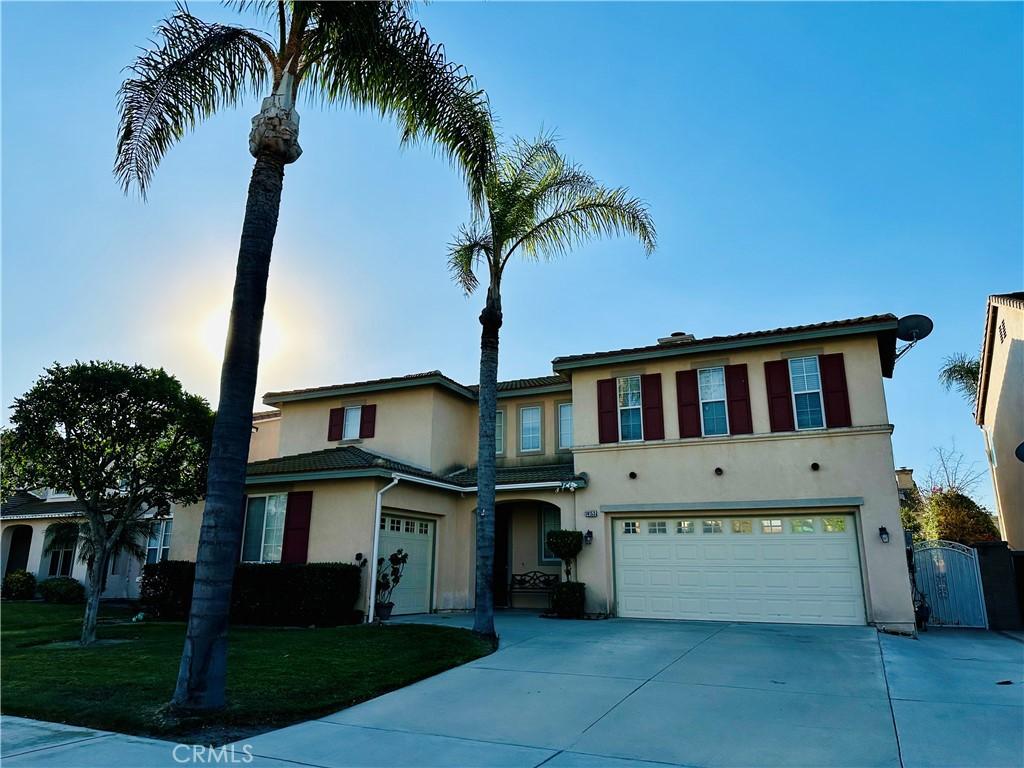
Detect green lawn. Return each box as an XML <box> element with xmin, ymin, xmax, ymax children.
<box><xmin>1</xmin><ymin>602</ymin><xmax>492</xmax><ymax>742</ymax></box>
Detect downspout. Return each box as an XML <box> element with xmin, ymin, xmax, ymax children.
<box><xmin>367</xmin><ymin>476</ymin><xmax>400</xmax><ymax>623</ymax></box>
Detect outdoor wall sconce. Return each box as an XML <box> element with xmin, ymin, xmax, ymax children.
<box><xmin>714</xmin><ymin>467</ymin><xmax>724</xmax><ymax>476</ymax></box>
<box><xmin>628</xmin><ymin>471</ymin><xmax>638</xmax><ymax>479</ymax></box>
<box><xmin>878</xmin><ymin>526</ymin><xmax>890</xmax><ymax>544</ymax></box>
<box><xmin>810</xmin><ymin>462</ymin><xmax>820</xmax><ymax>471</ymax></box>
<box><xmin>584</xmin><ymin>530</ymin><xmax>594</xmax><ymax>546</ymax></box>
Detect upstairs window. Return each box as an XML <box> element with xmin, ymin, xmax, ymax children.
<box><xmin>146</xmin><ymin>519</ymin><xmax>173</xmax><ymax>564</ymax></box>
<box><xmin>520</xmin><ymin>406</ymin><xmax>542</xmax><ymax>452</ymax></box>
<box><xmin>698</xmin><ymin>367</ymin><xmax>729</xmax><ymax>436</ymax></box>
<box><xmin>617</xmin><ymin>376</ymin><xmax>643</xmax><ymax>441</ymax></box>
<box><xmin>241</xmin><ymin>495</ymin><xmax>286</xmax><ymax>563</ymax></box>
<box><xmin>495</xmin><ymin>410</ymin><xmax>505</xmax><ymax>455</ymax></box>
<box><xmin>558</xmin><ymin>403</ymin><xmax>573</xmax><ymax>450</ymax></box>
<box><xmin>342</xmin><ymin>406</ymin><xmax>362</xmax><ymax>440</ymax></box>
<box><xmin>789</xmin><ymin>357</ymin><xmax>824</xmax><ymax>429</ymax></box>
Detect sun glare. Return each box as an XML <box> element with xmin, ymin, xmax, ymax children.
<box><xmin>198</xmin><ymin>304</ymin><xmax>285</xmax><ymax>363</ymax></box>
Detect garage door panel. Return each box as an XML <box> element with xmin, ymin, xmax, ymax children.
<box><xmin>379</xmin><ymin>515</ymin><xmax>434</xmax><ymax>616</ymax></box>
<box><xmin>614</xmin><ymin>514</ymin><xmax>865</xmax><ymax>626</ymax></box>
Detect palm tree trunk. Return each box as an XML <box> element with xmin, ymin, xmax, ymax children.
<box><xmin>170</xmin><ymin>150</ymin><xmax>287</xmax><ymax>712</ymax></box>
<box><xmin>80</xmin><ymin>552</ymin><xmax>109</xmax><ymax>646</ymax></box>
<box><xmin>473</xmin><ymin>291</ymin><xmax>502</xmax><ymax>639</ymax></box>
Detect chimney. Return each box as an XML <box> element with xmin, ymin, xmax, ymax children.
<box><xmin>657</xmin><ymin>331</ymin><xmax>696</xmax><ymax>345</ymax></box>
<box><xmin>895</xmin><ymin>467</ymin><xmax>915</xmax><ymax>491</ymax></box>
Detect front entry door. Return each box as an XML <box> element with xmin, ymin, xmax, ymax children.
<box><xmin>493</xmin><ymin>507</ymin><xmax>510</xmax><ymax>607</ymax></box>
<box><xmin>5</xmin><ymin>526</ymin><xmax>32</xmax><ymax>575</ymax></box>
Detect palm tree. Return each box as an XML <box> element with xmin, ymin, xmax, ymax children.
<box><xmin>43</xmin><ymin>517</ymin><xmax>153</xmax><ymax>593</ymax></box>
<box><xmin>448</xmin><ymin>135</ymin><xmax>656</xmax><ymax>638</ymax></box>
<box><xmin>117</xmin><ymin>1</ymin><xmax>492</xmax><ymax>712</ymax></box>
<box><xmin>938</xmin><ymin>353</ymin><xmax>980</xmax><ymax>406</ymax></box>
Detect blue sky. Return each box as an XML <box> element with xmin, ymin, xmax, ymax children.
<box><xmin>2</xmin><ymin>2</ymin><xmax>1021</xmax><ymax>505</ymax></box>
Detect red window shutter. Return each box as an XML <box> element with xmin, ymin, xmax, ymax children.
<box><xmin>327</xmin><ymin>408</ymin><xmax>344</xmax><ymax>441</ymax></box>
<box><xmin>281</xmin><ymin>491</ymin><xmax>313</xmax><ymax>565</ymax></box>
<box><xmin>359</xmin><ymin>404</ymin><xmax>377</xmax><ymax>438</ymax></box>
<box><xmin>597</xmin><ymin>378</ymin><xmax>618</xmax><ymax>443</ymax></box>
<box><xmin>819</xmin><ymin>353</ymin><xmax>852</xmax><ymax>428</ymax></box>
<box><xmin>676</xmin><ymin>370</ymin><xmax>701</xmax><ymax>438</ymax></box>
<box><xmin>641</xmin><ymin>374</ymin><xmax>665</xmax><ymax>440</ymax></box>
<box><xmin>764</xmin><ymin>360</ymin><xmax>795</xmax><ymax>432</ymax></box>
<box><xmin>724</xmin><ymin>364</ymin><xmax>753</xmax><ymax>435</ymax></box>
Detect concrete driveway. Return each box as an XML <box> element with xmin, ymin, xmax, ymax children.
<box><xmin>3</xmin><ymin>612</ymin><xmax>1021</xmax><ymax>767</ymax></box>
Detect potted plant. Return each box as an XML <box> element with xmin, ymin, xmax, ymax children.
<box><xmin>546</xmin><ymin>530</ymin><xmax>585</xmax><ymax>619</ymax></box>
<box><xmin>374</xmin><ymin>549</ymin><xmax>408</xmax><ymax>621</ymax></box>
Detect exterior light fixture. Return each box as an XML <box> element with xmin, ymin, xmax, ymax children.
<box><xmin>878</xmin><ymin>526</ymin><xmax>890</xmax><ymax>544</ymax></box>
<box><xmin>584</xmin><ymin>530</ymin><xmax>594</xmax><ymax>546</ymax></box>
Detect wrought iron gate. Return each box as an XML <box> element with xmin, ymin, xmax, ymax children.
<box><xmin>912</xmin><ymin>540</ymin><xmax>987</xmax><ymax>628</ymax></box>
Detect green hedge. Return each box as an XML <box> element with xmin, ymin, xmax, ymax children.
<box><xmin>2</xmin><ymin>569</ymin><xmax>37</xmax><ymax>600</ymax></box>
<box><xmin>38</xmin><ymin>577</ymin><xmax>85</xmax><ymax>604</ymax></box>
<box><xmin>140</xmin><ymin>561</ymin><xmax>363</xmax><ymax>627</ymax></box>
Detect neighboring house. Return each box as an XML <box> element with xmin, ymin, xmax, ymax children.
<box><xmin>976</xmin><ymin>292</ymin><xmax>1024</xmax><ymax>548</ymax></box>
<box><xmin>0</xmin><ymin>489</ymin><xmax>171</xmax><ymax>599</ymax></box>
<box><xmin>169</xmin><ymin>313</ymin><xmax>916</xmax><ymax>631</ymax></box>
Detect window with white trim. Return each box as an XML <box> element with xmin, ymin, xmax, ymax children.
<box><xmin>698</xmin><ymin>367</ymin><xmax>729</xmax><ymax>436</ymax></box>
<box><xmin>389</xmin><ymin>517</ymin><xmax>401</xmax><ymax>532</ymax></box>
<box><xmin>789</xmin><ymin>357</ymin><xmax>824</xmax><ymax>429</ymax></box>
<box><xmin>418</xmin><ymin>522</ymin><xmax>429</xmax><ymax>535</ymax></box>
<box><xmin>495</xmin><ymin>410</ymin><xmax>505</xmax><ymax>455</ymax></box>
<box><xmin>617</xmin><ymin>376</ymin><xmax>643</xmax><ymax>441</ymax></box>
<box><xmin>342</xmin><ymin>406</ymin><xmax>362</xmax><ymax>440</ymax></box>
<box><xmin>677</xmin><ymin>520</ymin><xmax>694</xmax><ymax>534</ymax></box>
<box><xmin>822</xmin><ymin>517</ymin><xmax>846</xmax><ymax>533</ymax></box>
<box><xmin>146</xmin><ymin>519</ymin><xmax>173</xmax><ymax>564</ymax></box>
<box><xmin>241</xmin><ymin>495</ymin><xmax>286</xmax><ymax>563</ymax></box>
<box><xmin>46</xmin><ymin>528</ymin><xmax>75</xmax><ymax>577</ymax></box>
<box><xmin>558</xmin><ymin>403</ymin><xmax>573</xmax><ymax>450</ymax></box>
<box><xmin>731</xmin><ymin>519</ymin><xmax>752</xmax><ymax>534</ymax></box>
<box><xmin>520</xmin><ymin>406</ymin><xmax>542</xmax><ymax>452</ymax></box>
<box><xmin>622</xmin><ymin>521</ymin><xmax>639</xmax><ymax>534</ymax></box>
<box><xmin>539</xmin><ymin>507</ymin><xmax>561</xmax><ymax>563</ymax></box>
<box><xmin>790</xmin><ymin>518</ymin><xmax>815</xmax><ymax>534</ymax></box>
<box><xmin>761</xmin><ymin>519</ymin><xmax>783</xmax><ymax>534</ymax></box>
<box><xmin>648</xmin><ymin>521</ymin><xmax>668</xmax><ymax>534</ymax></box>
<box><xmin>404</xmin><ymin>519</ymin><xmax>416</xmax><ymax>533</ymax></box>
<box><xmin>703</xmin><ymin>519</ymin><xmax>723</xmax><ymax>534</ymax></box>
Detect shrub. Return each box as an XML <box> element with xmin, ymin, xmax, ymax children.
<box><xmin>921</xmin><ymin>490</ymin><xmax>1000</xmax><ymax>545</ymax></box>
<box><xmin>140</xmin><ymin>560</ymin><xmax>196</xmax><ymax>620</ymax></box>
<box><xmin>551</xmin><ymin>582</ymin><xmax>586</xmax><ymax>619</ymax></box>
<box><xmin>140</xmin><ymin>560</ymin><xmax>363</xmax><ymax>626</ymax></box>
<box><xmin>546</xmin><ymin>529</ymin><xmax>583</xmax><ymax>580</ymax></box>
<box><xmin>2</xmin><ymin>569</ymin><xmax>36</xmax><ymax>600</ymax></box>
<box><xmin>38</xmin><ymin>577</ymin><xmax>85</xmax><ymax>604</ymax></box>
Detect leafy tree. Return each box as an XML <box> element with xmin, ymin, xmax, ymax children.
<box><xmin>938</xmin><ymin>353</ymin><xmax>980</xmax><ymax>406</ymax></box>
<box><xmin>117</xmin><ymin>2</ymin><xmax>492</xmax><ymax>711</ymax></box>
<box><xmin>2</xmin><ymin>362</ymin><xmax>213</xmax><ymax>645</ymax></box>
<box><xmin>448</xmin><ymin>134</ymin><xmax>655</xmax><ymax>637</ymax></box>
<box><xmin>899</xmin><ymin>484</ymin><xmax>925</xmax><ymax>542</ymax></box>
<box><xmin>919</xmin><ymin>489</ymin><xmax>1000</xmax><ymax>545</ymax></box>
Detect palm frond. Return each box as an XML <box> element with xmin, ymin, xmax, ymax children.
<box><xmin>115</xmin><ymin>5</ymin><xmax>274</xmax><ymax>197</ymax></box>
<box><xmin>304</xmin><ymin>3</ymin><xmax>494</xmax><ymax>210</ymax></box>
<box><xmin>938</xmin><ymin>353</ymin><xmax>980</xmax><ymax>404</ymax></box>
<box><xmin>43</xmin><ymin>522</ymin><xmax>84</xmax><ymax>556</ymax></box>
<box><xmin>508</xmin><ymin>185</ymin><xmax>657</xmax><ymax>264</ymax></box>
<box><xmin>447</xmin><ymin>223</ymin><xmax>493</xmax><ymax>295</ymax></box>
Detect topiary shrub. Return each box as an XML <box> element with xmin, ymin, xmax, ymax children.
<box><xmin>38</xmin><ymin>577</ymin><xmax>85</xmax><ymax>604</ymax></box>
<box><xmin>546</xmin><ymin>529</ymin><xmax>583</xmax><ymax>581</ymax></box>
<box><xmin>551</xmin><ymin>582</ymin><xmax>586</xmax><ymax>619</ymax></box>
<box><xmin>2</xmin><ymin>569</ymin><xmax>37</xmax><ymax>600</ymax></box>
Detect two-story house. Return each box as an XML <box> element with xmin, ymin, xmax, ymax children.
<box><xmin>170</xmin><ymin>313</ymin><xmax>916</xmax><ymax>632</ymax></box>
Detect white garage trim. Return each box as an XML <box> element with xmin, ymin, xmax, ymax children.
<box><xmin>601</xmin><ymin>497</ymin><xmax>864</xmax><ymax>513</ymax></box>
<box><xmin>611</xmin><ymin>512</ymin><xmax>867</xmax><ymax>626</ymax></box>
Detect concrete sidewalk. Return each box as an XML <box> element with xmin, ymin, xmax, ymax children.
<box><xmin>3</xmin><ymin>612</ymin><xmax>1021</xmax><ymax>767</ymax></box>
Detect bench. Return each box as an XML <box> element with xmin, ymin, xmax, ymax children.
<box><xmin>509</xmin><ymin>571</ymin><xmax>560</xmax><ymax>609</ymax></box>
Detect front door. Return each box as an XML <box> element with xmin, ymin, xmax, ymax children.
<box><xmin>493</xmin><ymin>507</ymin><xmax>510</xmax><ymax>607</ymax></box>
<box><xmin>5</xmin><ymin>526</ymin><xmax>32</xmax><ymax>575</ymax></box>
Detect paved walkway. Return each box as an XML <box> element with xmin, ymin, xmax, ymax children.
<box><xmin>2</xmin><ymin>612</ymin><xmax>1021</xmax><ymax>767</ymax></box>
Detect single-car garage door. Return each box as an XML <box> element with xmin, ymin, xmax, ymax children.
<box><xmin>613</xmin><ymin>514</ymin><xmax>865</xmax><ymax>625</ymax></box>
<box><xmin>379</xmin><ymin>514</ymin><xmax>435</xmax><ymax>615</ymax></box>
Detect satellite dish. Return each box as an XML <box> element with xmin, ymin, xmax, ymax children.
<box><xmin>896</xmin><ymin>314</ymin><xmax>934</xmax><ymax>342</ymax></box>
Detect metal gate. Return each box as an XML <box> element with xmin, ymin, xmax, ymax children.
<box><xmin>913</xmin><ymin>540</ymin><xmax>987</xmax><ymax>628</ymax></box>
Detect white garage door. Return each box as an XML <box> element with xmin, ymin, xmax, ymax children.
<box><xmin>379</xmin><ymin>515</ymin><xmax>435</xmax><ymax>615</ymax></box>
<box><xmin>613</xmin><ymin>514</ymin><xmax>865</xmax><ymax>625</ymax></box>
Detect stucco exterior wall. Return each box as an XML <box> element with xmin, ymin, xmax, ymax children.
<box><xmin>569</xmin><ymin>429</ymin><xmax>913</xmax><ymax>629</ymax></box>
<box><xmin>496</xmin><ymin>391</ymin><xmax>575</xmax><ymax>467</ymax></box>
<box><xmin>979</xmin><ymin>303</ymin><xmax>1024</xmax><ymax>547</ymax></box>
<box><xmin>429</xmin><ymin>390</ymin><xmax>477</xmax><ymax>473</ymax></box>
<box><xmin>249</xmin><ymin>417</ymin><xmax>281</xmax><ymax>461</ymax></box>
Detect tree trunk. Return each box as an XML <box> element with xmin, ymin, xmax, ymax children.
<box><xmin>473</xmin><ymin>290</ymin><xmax>502</xmax><ymax>639</ymax></box>
<box><xmin>170</xmin><ymin>153</ymin><xmax>290</xmax><ymax>712</ymax></box>
<box><xmin>80</xmin><ymin>551</ymin><xmax>109</xmax><ymax>646</ymax></box>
